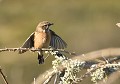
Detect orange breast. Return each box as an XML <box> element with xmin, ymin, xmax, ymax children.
<box><xmin>34</xmin><ymin>31</ymin><xmax>51</xmax><ymax>49</ymax></box>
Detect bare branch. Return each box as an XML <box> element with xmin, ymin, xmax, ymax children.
<box><xmin>0</xmin><ymin>68</ymin><xmax>8</xmax><ymax>84</ymax></box>
<box><xmin>54</xmin><ymin>73</ymin><xmax>58</xmax><ymax>84</ymax></box>
<box><xmin>31</xmin><ymin>69</ymin><xmax>56</xmax><ymax>84</ymax></box>
<box><xmin>0</xmin><ymin>48</ymin><xmax>76</xmax><ymax>55</ymax></box>
<box><xmin>72</xmin><ymin>48</ymin><xmax>120</xmax><ymax>61</ymax></box>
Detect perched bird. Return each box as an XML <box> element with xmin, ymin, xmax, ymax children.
<box><xmin>19</xmin><ymin>21</ymin><xmax>67</xmax><ymax>64</ymax></box>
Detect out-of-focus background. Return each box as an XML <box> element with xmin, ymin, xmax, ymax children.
<box><xmin>0</xmin><ymin>0</ymin><xmax>120</xmax><ymax>84</ymax></box>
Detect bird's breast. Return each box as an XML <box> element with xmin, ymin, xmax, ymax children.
<box><xmin>34</xmin><ymin>31</ymin><xmax>51</xmax><ymax>49</ymax></box>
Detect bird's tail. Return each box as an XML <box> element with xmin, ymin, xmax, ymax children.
<box><xmin>38</xmin><ymin>51</ymin><xmax>44</xmax><ymax>64</ymax></box>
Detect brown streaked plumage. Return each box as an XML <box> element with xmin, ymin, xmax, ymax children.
<box><xmin>19</xmin><ymin>21</ymin><xmax>67</xmax><ymax>64</ymax></box>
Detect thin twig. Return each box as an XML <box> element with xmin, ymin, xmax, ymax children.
<box><xmin>0</xmin><ymin>48</ymin><xmax>61</xmax><ymax>52</ymax></box>
<box><xmin>54</xmin><ymin>73</ymin><xmax>58</xmax><ymax>84</ymax></box>
<box><xmin>33</xmin><ymin>78</ymin><xmax>36</xmax><ymax>84</ymax></box>
<box><xmin>108</xmin><ymin>56</ymin><xmax>120</xmax><ymax>63</ymax></box>
<box><xmin>43</xmin><ymin>71</ymin><xmax>56</xmax><ymax>84</ymax></box>
<box><xmin>0</xmin><ymin>48</ymin><xmax>76</xmax><ymax>55</ymax></box>
<box><xmin>0</xmin><ymin>68</ymin><xmax>8</xmax><ymax>84</ymax></box>
<box><xmin>44</xmin><ymin>54</ymin><xmax>50</xmax><ymax>60</ymax></box>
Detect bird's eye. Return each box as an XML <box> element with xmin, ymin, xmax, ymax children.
<box><xmin>44</xmin><ymin>25</ymin><xmax>47</xmax><ymax>27</ymax></box>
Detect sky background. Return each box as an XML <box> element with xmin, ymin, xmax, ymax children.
<box><xmin>0</xmin><ymin>0</ymin><xmax>120</xmax><ymax>84</ymax></box>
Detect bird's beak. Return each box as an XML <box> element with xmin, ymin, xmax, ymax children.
<box><xmin>49</xmin><ymin>23</ymin><xmax>54</xmax><ymax>26</ymax></box>
<box><xmin>46</xmin><ymin>23</ymin><xmax>53</xmax><ymax>30</ymax></box>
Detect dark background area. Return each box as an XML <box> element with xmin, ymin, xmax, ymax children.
<box><xmin>0</xmin><ymin>0</ymin><xmax>120</xmax><ymax>84</ymax></box>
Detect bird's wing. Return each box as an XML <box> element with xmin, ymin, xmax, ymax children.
<box><xmin>50</xmin><ymin>30</ymin><xmax>67</xmax><ymax>49</ymax></box>
<box><xmin>19</xmin><ymin>32</ymin><xmax>35</xmax><ymax>54</ymax></box>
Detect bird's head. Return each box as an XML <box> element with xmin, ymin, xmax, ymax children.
<box><xmin>36</xmin><ymin>21</ymin><xmax>53</xmax><ymax>32</ymax></box>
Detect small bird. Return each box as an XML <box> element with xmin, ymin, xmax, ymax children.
<box><xmin>19</xmin><ymin>21</ymin><xmax>67</xmax><ymax>64</ymax></box>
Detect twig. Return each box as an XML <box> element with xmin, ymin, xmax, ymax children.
<box><xmin>33</xmin><ymin>78</ymin><xmax>36</xmax><ymax>84</ymax></box>
<box><xmin>108</xmin><ymin>56</ymin><xmax>120</xmax><ymax>63</ymax></box>
<box><xmin>43</xmin><ymin>70</ymin><xmax>56</xmax><ymax>84</ymax></box>
<box><xmin>45</xmin><ymin>54</ymin><xmax>50</xmax><ymax>60</ymax></box>
<box><xmin>0</xmin><ymin>48</ymin><xmax>61</xmax><ymax>52</ymax></box>
<box><xmin>43</xmin><ymin>73</ymin><xmax>55</xmax><ymax>84</ymax></box>
<box><xmin>54</xmin><ymin>73</ymin><xmax>58</xmax><ymax>84</ymax></box>
<box><xmin>31</xmin><ymin>69</ymin><xmax>56</xmax><ymax>84</ymax></box>
<box><xmin>0</xmin><ymin>48</ymin><xmax>76</xmax><ymax>55</ymax></box>
<box><xmin>0</xmin><ymin>68</ymin><xmax>8</xmax><ymax>84</ymax></box>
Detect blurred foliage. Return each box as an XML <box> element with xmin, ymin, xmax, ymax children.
<box><xmin>0</xmin><ymin>0</ymin><xmax>120</xmax><ymax>84</ymax></box>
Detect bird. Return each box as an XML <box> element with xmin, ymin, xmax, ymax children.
<box><xmin>19</xmin><ymin>21</ymin><xmax>67</xmax><ymax>64</ymax></box>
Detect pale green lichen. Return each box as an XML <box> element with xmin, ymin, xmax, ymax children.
<box><xmin>51</xmin><ymin>51</ymin><xmax>85</xmax><ymax>84</ymax></box>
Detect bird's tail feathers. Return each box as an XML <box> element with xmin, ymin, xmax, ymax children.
<box><xmin>38</xmin><ymin>52</ymin><xmax>44</xmax><ymax>64</ymax></box>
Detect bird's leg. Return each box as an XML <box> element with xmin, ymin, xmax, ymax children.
<box><xmin>38</xmin><ymin>50</ymin><xmax>44</xmax><ymax>64</ymax></box>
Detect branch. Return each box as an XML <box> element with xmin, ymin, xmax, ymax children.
<box><xmin>32</xmin><ymin>48</ymin><xmax>120</xmax><ymax>84</ymax></box>
<box><xmin>31</xmin><ymin>68</ymin><xmax>55</xmax><ymax>84</ymax></box>
<box><xmin>0</xmin><ymin>48</ymin><xmax>62</xmax><ymax>52</ymax></box>
<box><xmin>0</xmin><ymin>68</ymin><xmax>8</xmax><ymax>84</ymax></box>
<box><xmin>0</xmin><ymin>48</ymin><xmax>76</xmax><ymax>55</ymax></box>
<box><xmin>72</xmin><ymin>48</ymin><xmax>120</xmax><ymax>61</ymax></box>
